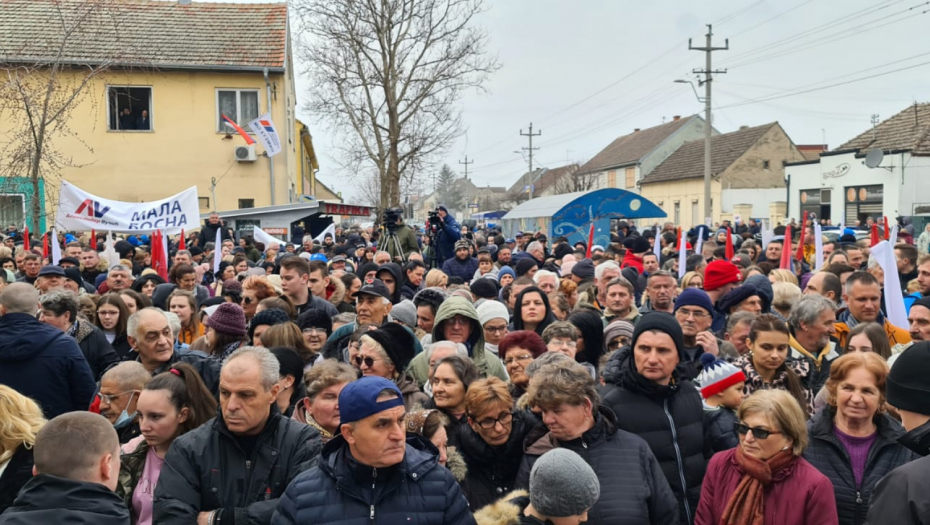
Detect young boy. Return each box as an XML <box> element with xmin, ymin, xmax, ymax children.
<box><xmin>472</xmin><ymin>251</ymin><xmax>499</xmax><ymax>283</ymax></box>
<box><xmin>696</xmin><ymin>353</ymin><xmax>746</xmax><ymax>453</ymax></box>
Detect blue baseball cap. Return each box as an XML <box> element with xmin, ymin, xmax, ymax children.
<box><xmin>339</xmin><ymin>376</ymin><xmax>404</xmax><ymax>424</ymax></box>
<box><xmin>310</xmin><ymin>253</ymin><xmax>327</xmax><ymax>262</ymax></box>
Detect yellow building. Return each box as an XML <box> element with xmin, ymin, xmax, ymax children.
<box><xmin>0</xmin><ymin>0</ymin><xmax>323</xmax><ymax>231</ymax></box>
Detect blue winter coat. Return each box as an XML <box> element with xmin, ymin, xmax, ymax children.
<box><xmin>272</xmin><ymin>435</ymin><xmax>475</xmax><ymax>525</ymax></box>
<box><xmin>441</xmin><ymin>256</ymin><xmax>479</xmax><ymax>283</ymax></box>
<box><xmin>0</xmin><ymin>313</ymin><xmax>95</xmax><ymax>419</ymax></box>
<box><xmin>434</xmin><ymin>207</ymin><xmax>462</xmax><ymax>265</ymax></box>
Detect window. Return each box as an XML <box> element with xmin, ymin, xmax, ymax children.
<box><xmin>625</xmin><ymin>167</ymin><xmax>635</xmax><ymax>188</ymax></box>
<box><xmin>763</xmin><ymin>160</ymin><xmax>771</xmax><ymax>170</ymax></box>
<box><xmin>217</xmin><ymin>89</ymin><xmax>260</xmax><ymax>132</ymax></box>
<box><xmin>238</xmin><ymin>199</ymin><xmax>255</xmax><ymax>209</ymax></box>
<box><xmin>674</xmin><ymin>201</ymin><xmax>680</xmax><ymax>224</ymax></box>
<box><xmin>0</xmin><ymin>194</ymin><xmax>24</xmax><ymax>229</ymax></box>
<box><xmin>107</xmin><ymin>86</ymin><xmax>153</xmax><ymax>131</ymax></box>
<box><xmin>607</xmin><ymin>170</ymin><xmax>617</xmax><ymax>187</ymax></box>
<box><xmin>692</xmin><ymin>200</ymin><xmax>699</xmax><ymax>228</ymax></box>
<box><xmin>199</xmin><ymin>197</ymin><xmax>210</xmax><ymax>210</ymax></box>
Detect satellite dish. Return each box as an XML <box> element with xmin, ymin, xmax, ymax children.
<box><xmin>865</xmin><ymin>148</ymin><xmax>884</xmax><ymax>169</ymax></box>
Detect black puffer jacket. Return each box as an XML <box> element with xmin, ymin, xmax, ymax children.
<box><xmin>73</xmin><ymin>319</ymin><xmax>119</xmax><ymax>381</ymax></box>
<box><xmin>0</xmin><ymin>474</ymin><xmax>130</xmax><ymax>525</ymax></box>
<box><xmin>600</xmin><ymin>347</ymin><xmax>708</xmax><ymax>525</ymax></box>
<box><xmin>271</xmin><ymin>435</ymin><xmax>475</xmax><ymax>525</ymax></box>
<box><xmin>703</xmin><ymin>405</ymin><xmax>739</xmax><ymax>453</ymax></box>
<box><xmin>865</xmin><ymin>419</ymin><xmax>930</xmax><ymax>525</ymax></box>
<box><xmin>154</xmin><ymin>407</ymin><xmax>321</xmax><ymax>525</ymax></box>
<box><xmin>515</xmin><ymin>407</ymin><xmax>678</xmax><ymax>525</ymax></box>
<box><xmin>804</xmin><ymin>409</ymin><xmax>919</xmax><ymax>525</ymax></box>
<box><xmin>457</xmin><ymin>410</ymin><xmax>537</xmax><ymax>510</ymax></box>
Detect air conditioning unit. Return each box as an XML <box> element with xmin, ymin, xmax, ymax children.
<box><xmin>235</xmin><ymin>144</ymin><xmax>257</xmax><ymax>162</ymax></box>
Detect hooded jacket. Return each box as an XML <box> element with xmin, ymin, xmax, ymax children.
<box><xmin>864</xmin><ymin>419</ymin><xmax>930</xmax><ymax>525</ymax></box>
<box><xmin>803</xmin><ymin>409</ymin><xmax>919</xmax><ymax>525</ymax></box>
<box><xmin>270</xmin><ymin>435</ymin><xmax>475</xmax><ymax>525</ymax></box>
<box><xmin>73</xmin><ymin>318</ymin><xmax>119</xmax><ymax>381</ymax></box>
<box><xmin>434</xmin><ymin>206</ymin><xmax>463</xmax><ymax>266</ymax></box>
<box><xmin>406</xmin><ymin>296</ymin><xmax>508</xmax><ymax>387</ymax></box>
<box><xmin>154</xmin><ymin>406</ymin><xmax>321</xmax><ymax>525</ymax></box>
<box><xmin>376</xmin><ymin>263</ymin><xmax>404</xmax><ymax>304</ymax></box>
<box><xmin>514</xmin><ymin>407</ymin><xmax>679</xmax><ymax>525</ymax></box>
<box><xmin>0</xmin><ymin>313</ymin><xmax>95</xmax><ymax>419</ymax></box>
<box><xmin>600</xmin><ymin>347</ymin><xmax>708</xmax><ymax>525</ymax></box>
<box><xmin>456</xmin><ymin>410</ymin><xmax>537</xmax><ymax>510</ymax></box>
<box><xmin>0</xmin><ymin>474</ymin><xmax>130</xmax><ymax>525</ymax></box>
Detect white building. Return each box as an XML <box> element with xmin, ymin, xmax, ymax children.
<box><xmin>785</xmin><ymin>103</ymin><xmax>930</xmax><ymax>225</ymax></box>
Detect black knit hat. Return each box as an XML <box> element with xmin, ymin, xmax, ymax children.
<box><xmin>887</xmin><ymin>342</ymin><xmax>930</xmax><ymax>415</ymax></box>
<box><xmin>366</xmin><ymin>323</ymin><xmax>416</xmax><ymax>372</ymax></box>
<box><xmin>296</xmin><ymin>308</ymin><xmax>333</xmax><ymax>337</ymax></box>
<box><xmin>553</xmin><ymin>243</ymin><xmax>573</xmax><ymax>261</ymax></box>
<box><xmin>716</xmin><ymin>284</ymin><xmax>760</xmax><ymax>314</ymax></box>
<box><xmin>571</xmin><ymin>259</ymin><xmax>595</xmax><ymax>279</ymax></box>
<box><xmin>630</xmin><ymin>311</ymin><xmax>684</xmax><ymax>362</ymax></box>
<box><xmin>248</xmin><ymin>308</ymin><xmax>291</xmax><ymax>341</ymax></box>
<box><xmin>470</xmin><ymin>278</ymin><xmax>500</xmax><ymax>300</ymax></box>
<box><xmin>515</xmin><ymin>258</ymin><xmax>537</xmax><ymax>277</ymax></box>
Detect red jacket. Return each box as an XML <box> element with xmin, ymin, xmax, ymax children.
<box><xmin>695</xmin><ymin>448</ymin><xmax>838</xmax><ymax>525</ymax></box>
<box><xmin>621</xmin><ymin>251</ymin><xmax>644</xmax><ymax>274</ymax></box>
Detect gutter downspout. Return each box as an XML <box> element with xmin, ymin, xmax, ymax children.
<box><xmin>264</xmin><ymin>68</ymin><xmax>276</xmax><ymax>205</ymax></box>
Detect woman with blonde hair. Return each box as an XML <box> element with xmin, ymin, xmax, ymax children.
<box><xmin>0</xmin><ymin>386</ymin><xmax>46</xmax><ymax>513</ymax></box>
<box><xmin>260</xmin><ymin>322</ymin><xmax>320</xmax><ymax>369</ymax></box>
<box><xmin>680</xmin><ymin>271</ymin><xmax>704</xmax><ymax>290</ymax></box>
<box><xmin>695</xmin><ymin>389</ymin><xmax>837</xmax><ymax>525</ymax></box>
<box><xmin>769</xmin><ymin>268</ymin><xmax>800</xmax><ymax>287</ymax></box>
<box><xmin>424</xmin><ymin>268</ymin><xmax>448</xmax><ymax>289</ymax></box>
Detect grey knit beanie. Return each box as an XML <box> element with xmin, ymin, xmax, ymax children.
<box><xmin>390</xmin><ymin>300</ymin><xmax>417</xmax><ymax>329</ymax></box>
<box><xmin>529</xmin><ymin>448</ymin><xmax>600</xmax><ymax>517</ymax></box>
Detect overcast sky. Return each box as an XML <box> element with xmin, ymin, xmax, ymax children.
<box><xmin>231</xmin><ymin>0</ymin><xmax>930</xmax><ymax>201</ymax></box>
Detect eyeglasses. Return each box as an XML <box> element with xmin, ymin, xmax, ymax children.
<box><xmin>447</xmin><ymin>315</ymin><xmax>471</xmax><ymax>327</ymax></box>
<box><xmin>302</xmin><ymin>327</ymin><xmax>328</xmax><ymax>335</ymax></box>
<box><xmin>98</xmin><ymin>390</ymin><xmax>138</xmax><ymax>405</ymax></box>
<box><xmin>485</xmin><ymin>325</ymin><xmax>508</xmax><ymax>334</ymax></box>
<box><xmin>548</xmin><ymin>340</ymin><xmax>577</xmax><ymax>349</ymax></box>
<box><xmin>503</xmin><ymin>354</ymin><xmax>534</xmax><ymax>365</ymax></box>
<box><xmin>354</xmin><ymin>355</ymin><xmax>383</xmax><ymax>368</ymax></box>
<box><xmin>734</xmin><ymin>423</ymin><xmax>782</xmax><ymax>440</ymax></box>
<box><xmin>472</xmin><ymin>411</ymin><xmax>513</xmax><ymax>430</ymax></box>
<box><xmin>675</xmin><ymin>308</ymin><xmax>710</xmax><ymax>320</ymax></box>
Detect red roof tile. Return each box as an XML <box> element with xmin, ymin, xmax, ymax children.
<box><xmin>837</xmin><ymin>103</ymin><xmax>930</xmax><ymax>155</ymax></box>
<box><xmin>577</xmin><ymin>116</ymin><xmax>697</xmax><ymax>174</ymax></box>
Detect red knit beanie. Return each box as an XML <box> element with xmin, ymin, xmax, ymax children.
<box><xmin>703</xmin><ymin>260</ymin><xmax>741</xmax><ymax>292</ymax></box>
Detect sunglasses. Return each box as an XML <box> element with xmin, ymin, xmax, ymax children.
<box><xmin>354</xmin><ymin>355</ymin><xmax>382</xmax><ymax>368</ymax></box>
<box><xmin>734</xmin><ymin>423</ymin><xmax>782</xmax><ymax>440</ymax></box>
<box><xmin>241</xmin><ymin>297</ymin><xmax>254</xmax><ymax>305</ymax></box>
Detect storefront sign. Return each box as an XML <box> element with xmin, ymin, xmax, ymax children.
<box><xmin>823</xmin><ymin>163</ymin><xmax>850</xmax><ymax>179</ymax></box>
<box><xmin>323</xmin><ymin>203</ymin><xmax>371</xmax><ymax>216</ymax></box>
<box><xmin>263</xmin><ymin>228</ymin><xmax>287</xmax><ymax>235</ymax></box>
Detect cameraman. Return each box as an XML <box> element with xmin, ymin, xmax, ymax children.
<box><xmin>382</xmin><ymin>207</ymin><xmax>420</xmax><ymax>263</ymax></box>
<box><xmin>433</xmin><ymin>205</ymin><xmax>461</xmax><ymax>266</ymax></box>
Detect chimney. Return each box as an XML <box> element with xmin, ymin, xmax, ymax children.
<box><xmin>634</xmin><ymin>128</ymin><xmax>641</xmax><ymax>133</ymax></box>
<box><xmin>739</xmin><ymin>125</ymin><xmax>749</xmax><ymax>130</ymax></box>
<box><xmin>673</xmin><ymin>115</ymin><xmax>681</xmax><ymax>121</ymax></box>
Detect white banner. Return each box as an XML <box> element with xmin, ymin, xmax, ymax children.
<box><xmin>814</xmin><ymin>223</ymin><xmax>824</xmax><ymax>271</ymax></box>
<box><xmin>248</xmin><ymin>113</ymin><xmax>282</xmax><ymax>157</ymax></box>
<box><xmin>314</xmin><ymin>223</ymin><xmax>336</xmax><ymax>244</ymax></box>
<box><xmin>252</xmin><ymin>227</ymin><xmax>282</xmax><ymax>251</ymax></box>
<box><xmin>871</xmin><ymin>241</ymin><xmax>908</xmax><ymax>330</ymax></box>
<box><xmin>55</xmin><ymin>181</ymin><xmax>199</xmax><ymax>235</ymax></box>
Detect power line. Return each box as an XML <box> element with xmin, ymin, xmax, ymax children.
<box><xmin>520</xmin><ymin>123</ymin><xmax>542</xmax><ymax>173</ymax></box>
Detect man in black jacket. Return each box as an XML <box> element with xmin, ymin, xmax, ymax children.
<box><xmin>155</xmin><ymin>346</ymin><xmax>321</xmax><ymax>525</ymax></box>
<box><xmin>198</xmin><ymin>212</ymin><xmax>232</xmax><ymax>247</ymax></box>
<box><xmin>39</xmin><ymin>290</ymin><xmax>118</xmax><ymax>380</ymax></box>
<box><xmin>0</xmin><ymin>411</ymin><xmax>129</xmax><ymax>524</ymax></box>
<box><xmin>866</xmin><ymin>342</ymin><xmax>930</xmax><ymax>524</ymax></box>
<box><xmin>600</xmin><ymin>311</ymin><xmax>708</xmax><ymax>525</ymax></box>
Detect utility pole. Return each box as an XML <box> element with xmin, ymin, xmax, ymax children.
<box><xmin>689</xmin><ymin>24</ymin><xmax>727</xmax><ymax>224</ymax></box>
<box><xmin>459</xmin><ymin>155</ymin><xmax>474</xmax><ymax>180</ymax></box>
<box><xmin>520</xmin><ymin>123</ymin><xmax>541</xmax><ymax>173</ymax></box>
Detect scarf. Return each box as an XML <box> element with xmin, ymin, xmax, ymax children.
<box><xmin>788</xmin><ymin>333</ymin><xmax>830</xmax><ymax>369</ymax></box>
<box><xmin>304</xmin><ymin>414</ymin><xmax>335</xmax><ymax>443</ymax></box>
<box><xmin>720</xmin><ymin>447</ymin><xmax>795</xmax><ymax>525</ymax></box>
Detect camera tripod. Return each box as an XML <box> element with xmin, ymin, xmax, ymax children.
<box><xmin>381</xmin><ymin>226</ymin><xmax>408</xmax><ymax>263</ymax></box>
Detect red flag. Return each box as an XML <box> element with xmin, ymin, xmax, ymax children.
<box><xmin>42</xmin><ymin>233</ymin><xmax>48</xmax><ymax>259</ymax></box>
<box><xmin>585</xmin><ymin>222</ymin><xmax>595</xmax><ymax>258</ymax></box>
<box><xmin>676</xmin><ymin>227</ymin><xmax>682</xmax><ymax>250</ymax></box>
<box><xmin>780</xmin><ymin>225</ymin><xmax>793</xmax><ymax>270</ymax></box>
<box><xmin>151</xmin><ymin>230</ymin><xmax>169</xmax><ymax>281</ymax></box>
<box><xmin>179</xmin><ymin>229</ymin><xmax>186</xmax><ymax>251</ymax></box>
<box><xmin>883</xmin><ymin>216</ymin><xmax>890</xmax><ymax>240</ymax></box>
<box><xmin>870</xmin><ymin>224</ymin><xmax>880</xmax><ymax>247</ymax></box>
<box><xmin>22</xmin><ymin>226</ymin><xmax>29</xmax><ymax>251</ymax></box>
<box><xmin>222</xmin><ymin>114</ymin><xmax>256</xmax><ymax>145</ymax></box>
<box><xmin>725</xmin><ymin>227</ymin><xmax>734</xmax><ymax>260</ymax></box>
<box><xmin>795</xmin><ymin>211</ymin><xmax>809</xmax><ymax>262</ymax></box>
<box><xmin>90</xmin><ymin>229</ymin><xmax>97</xmax><ymax>250</ymax></box>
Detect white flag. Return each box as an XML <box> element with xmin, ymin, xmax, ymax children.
<box><xmin>102</xmin><ymin>231</ymin><xmax>120</xmax><ymax>269</ymax></box>
<box><xmin>50</xmin><ymin>229</ymin><xmax>62</xmax><ymax>265</ymax></box>
<box><xmin>252</xmin><ymin>227</ymin><xmax>282</xmax><ymax>252</ymax></box>
<box><xmin>653</xmin><ymin>225</ymin><xmax>662</xmax><ymax>259</ymax></box>
<box><xmin>871</xmin><ymin>241</ymin><xmax>908</xmax><ymax>329</ymax></box>
<box><xmin>678</xmin><ymin>234</ymin><xmax>687</xmax><ymax>280</ymax></box>
<box><xmin>314</xmin><ymin>223</ymin><xmax>336</xmax><ymax>244</ymax></box>
<box><xmin>213</xmin><ymin>227</ymin><xmax>223</xmax><ymax>274</ymax></box>
<box><xmin>695</xmin><ymin>226</ymin><xmax>705</xmax><ymax>258</ymax></box>
<box><xmin>247</xmin><ymin>113</ymin><xmax>282</xmax><ymax>157</ymax></box>
<box><xmin>814</xmin><ymin>223</ymin><xmax>824</xmax><ymax>271</ymax></box>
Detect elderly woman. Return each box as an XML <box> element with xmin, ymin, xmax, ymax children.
<box><xmin>293</xmin><ymin>359</ymin><xmax>357</xmax><ymax>443</ymax></box>
<box><xmin>695</xmin><ymin>389</ymin><xmax>838</xmax><ymax>525</ymax></box>
<box><xmin>405</xmin><ymin>408</ymin><xmax>457</xmax><ymax>474</ymax></box>
<box><xmin>423</xmin><ymin>340</ymin><xmax>468</xmax><ymax>397</ymax></box>
<box><xmin>498</xmin><ymin>330</ymin><xmax>548</xmax><ymax>402</ymax></box>
<box><xmin>772</xmin><ymin>280</ymin><xmax>802</xmax><ymax>320</ymax></box>
<box><xmin>457</xmin><ymin>377</ymin><xmax>536</xmax><ymax>510</ymax></box>
<box><xmin>356</xmin><ymin>324</ymin><xmax>427</xmax><ymax>410</ymax></box>
<box><xmin>240</xmin><ymin>275</ymin><xmax>277</xmax><ymax>321</ymax></box>
<box><xmin>803</xmin><ymin>353</ymin><xmax>918</xmax><ymax>525</ymax></box>
<box><xmin>428</xmin><ymin>355</ymin><xmax>480</xmax><ymax>443</ymax></box>
<box><xmin>604</xmin><ymin>319</ymin><xmax>634</xmax><ymax>353</ymax></box>
<box><xmin>515</xmin><ymin>362</ymin><xmax>678</xmax><ymax>525</ymax></box>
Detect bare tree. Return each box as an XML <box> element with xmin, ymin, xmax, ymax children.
<box><xmin>0</xmin><ymin>0</ymin><xmax>130</xmax><ymax>231</ymax></box>
<box><xmin>294</xmin><ymin>0</ymin><xmax>500</xmax><ymax>211</ymax></box>
<box><xmin>553</xmin><ymin>164</ymin><xmax>598</xmax><ymax>195</ymax></box>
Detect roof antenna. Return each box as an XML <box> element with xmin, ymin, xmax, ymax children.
<box><xmin>870</xmin><ymin>114</ymin><xmax>880</xmax><ymax>142</ymax></box>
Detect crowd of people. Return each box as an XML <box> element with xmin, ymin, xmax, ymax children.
<box><xmin>0</xmin><ymin>210</ymin><xmax>929</xmax><ymax>524</ymax></box>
